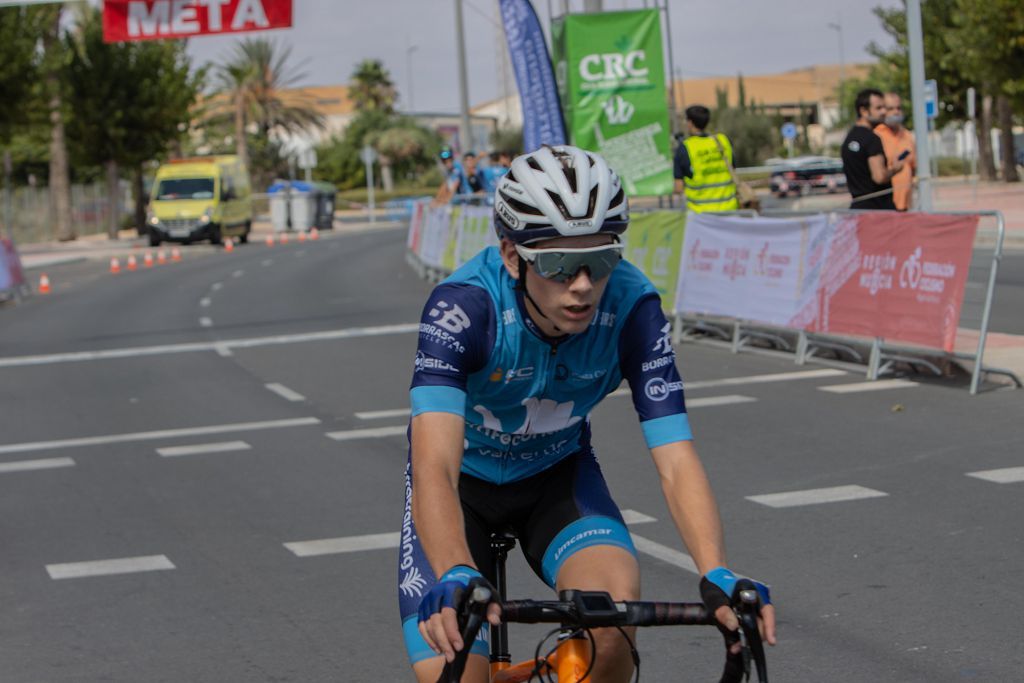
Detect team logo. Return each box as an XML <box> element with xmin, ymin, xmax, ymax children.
<box><xmin>644</xmin><ymin>377</ymin><xmax>683</xmax><ymax>402</ymax></box>
<box><xmin>899</xmin><ymin>247</ymin><xmax>923</xmax><ymax>289</ymax></box>
<box><xmin>652</xmin><ymin>321</ymin><xmax>673</xmax><ymax>355</ymax></box>
<box><xmin>848</xmin><ymin>140</ymin><xmax>861</xmax><ymax>153</ymax></box>
<box><xmin>428</xmin><ymin>300</ymin><xmax>471</xmax><ymax>334</ymax></box>
<box><xmin>399</xmin><ymin>566</ymin><xmax>427</xmax><ymax>598</ymax></box>
<box><xmin>603</xmin><ymin>95</ymin><xmax>636</xmax><ymax>125</ymax></box>
<box><xmin>496</xmin><ymin>201</ymin><xmax>520</xmax><ymax>229</ymax></box>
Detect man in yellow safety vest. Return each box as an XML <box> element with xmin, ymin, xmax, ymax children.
<box><xmin>673</xmin><ymin>105</ymin><xmax>739</xmax><ymax>213</ymax></box>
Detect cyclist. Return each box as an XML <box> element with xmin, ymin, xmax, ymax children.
<box><xmin>432</xmin><ymin>147</ymin><xmax>470</xmax><ymax>206</ymax></box>
<box><xmin>399</xmin><ymin>145</ymin><xmax>775</xmax><ymax>682</ymax></box>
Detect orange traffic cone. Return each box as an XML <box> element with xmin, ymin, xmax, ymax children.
<box><xmin>127</xmin><ymin>255</ymin><xmax>138</xmax><ymax>271</ymax></box>
<box><xmin>110</xmin><ymin>257</ymin><xmax>121</xmax><ymax>274</ymax></box>
<box><xmin>265</xmin><ymin>234</ymin><xmax>275</xmax><ymax>247</ymax></box>
<box><xmin>143</xmin><ymin>252</ymin><xmax>154</xmax><ymax>268</ymax></box>
<box><xmin>157</xmin><ymin>250</ymin><xmax>167</xmax><ymax>265</ymax></box>
<box><xmin>298</xmin><ymin>230</ymin><xmax>307</xmax><ymax>242</ymax></box>
<box><xmin>310</xmin><ymin>227</ymin><xmax>319</xmax><ymax>241</ymax></box>
<box><xmin>38</xmin><ymin>273</ymin><xmax>51</xmax><ymax>294</ymax></box>
<box><xmin>224</xmin><ymin>237</ymin><xmax>234</xmax><ymax>252</ymax></box>
<box><xmin>280</xmin><ymin>232</ymin><xmax>289</xmax><ymax>245</ymax></box>
<box><xmin>171</xmin><ymin>247</ymin><xmax>181</xmax><ymax>262</ymax></box>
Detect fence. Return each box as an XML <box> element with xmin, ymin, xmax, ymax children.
<box><xmin>1</xmin><ymin>180</ymin><xmax>133</xmax><ymax>244</ymax></box>
<box><xmin>405</xmin><ymin>200</ymin><xmax>1020</xmax><ymax>395</ymax></box>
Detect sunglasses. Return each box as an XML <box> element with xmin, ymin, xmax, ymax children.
<box><xmin>515</xmin><ymin>242</ymin><xmax>624</xmax><ymax>283</ymax></box>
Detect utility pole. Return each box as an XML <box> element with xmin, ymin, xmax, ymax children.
<box><xmin>827</xmin><ymin>15</ymin><xmax>845</xmax><ymax>119</ymax></box>
<box><xmin>906</xmin><ymin>0</ymin><xmax>933</xmax><ymax>210</ymax></box>
<box><xmin>405</xmin><ymin>40</ymin><xmax>418</xmax><ymax>113</ymax></box>
<box><xmin>453</xmin><ymin>0</ymin><xmax>472</xmax><ymax>153</ymax></box>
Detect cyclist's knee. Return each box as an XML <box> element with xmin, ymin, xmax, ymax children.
<box><xmin>556</xmin><ymin>545</ymin><xmax>640</xmax><ymax>600</ymax></box>
<box><xmin>412</xmin><ymin>653</ymin><xmax>489</xmax><ymax>683</ymax></box>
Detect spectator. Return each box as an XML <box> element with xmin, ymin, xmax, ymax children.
<box><xmin>673</xmin><ymin>105</ymin><xmax>739</xmax><ymax>213</ymax></box>
<box><xmin>842</xmin><ymin>88</ymin><xmax>904</xmax><ymax>210</ymax></box>
<box><xmin>432</xmin><ymin>147</ymin><xmax>469</xmax><ymax>205</ymax></box>
<box><xmin>479</xmin><ymin>150</ymin><xmax>511</xmax><ymax>195</ymax></box>
<box><xmin>462</xmin><ymin>151</ymin><xmax>483</xmax><ymax>194</ymax></box>
<box><xmin>874</xmin><ymin>92</ymin><xmax>916</xmax><ymax>211</ymax></box>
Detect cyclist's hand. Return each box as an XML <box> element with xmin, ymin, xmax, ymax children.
<box><xmin>417</xmin><ymin>566</ymin><xmax>501</xmax><ymax>662</ymax></box>
<box><xmin>700</xmin><ymin>567</ymin><xmax>776</xmax><ymax>648</ymax></box>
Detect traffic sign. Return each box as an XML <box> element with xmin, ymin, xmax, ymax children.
<box><xmin>360</xmin><ymin>145</ymin><xmax>378</xmax><ymax>166</ymax></box>
<box><xmin>780</xmin><ymin>123</ymin><xmax>798</xmax><ymax>140</ymax></box>
<box><xmin>924</xmin><ymin>79</ymin><xmax>938</xmax><ymax>119</ymax></box>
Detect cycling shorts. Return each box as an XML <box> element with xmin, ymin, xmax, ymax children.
<box><xmin>397</xmin><ymin>447</ymin><xmax>637</xmax><ymax>664</ymax></box>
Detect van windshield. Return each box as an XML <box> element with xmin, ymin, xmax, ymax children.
<box><xmin>155</xmin><ymin>178</ymin><xmax>215</xmax><ymax>200</ymax></box>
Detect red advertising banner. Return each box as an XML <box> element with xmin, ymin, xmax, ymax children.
<box><xmin>103</xmin><ymin>0</ymin><xmax>292</xmax><ymax>43</ymax></box>
<box><xmin>813</xmin><ymin>213</ymin><xmax>978</xmax><ymax>352</ymax></box>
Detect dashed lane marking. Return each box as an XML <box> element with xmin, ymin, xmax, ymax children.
<box><xmin>231</xmin><ymin>269</ymin><xmax>244</xmax><ymax>278</ymax></box>
<box><xmin>284</xmin><ymin>509</ymin><xmax>658</xmax><ymax>559</ymax></box>
<box><xmin>261</xmin><ymin>259</ymin><xmax>273</xmax><ymax>267</ymax></box>
<box><xmin>966</xmin><ymin>467</ymin><xmax>1024</xmax><ymax>484</ymax></box>
<box><xmin>0</xmin><ymin>417</ymin><xmax>320</xmax><ymax>456</ymax></box>
<box><xmin>0</xmin><ymin>457</ymin><xmax>75</xmax><ymax>474</ymax></box>
<box><xmin>47</xmin><ymin>555</ymin><xmax>175</xmax><ymax>580</ymax></box>
<box><xmin>630</xmin><ymin>535</ymin><xmax>699</xmax><ymax>575</ymax></box>
<box><xmin>355</xmin><ymin>408</ymin><xmax>412</xmax><ymax>420</ymax></box>
<box><xmin>0</xmin><ymin>323</ymin><xmax>419</xmax><ymax>368</ymax></box>
<box><xmin>156</xmin><ymin>441</ymin><xmax>252</xmax><ymax>457</ymax></box>
<box><xmin>199</xmin><ymin>297</ymin><xmax>212</xmax><ymax>308</ymax></box>
<box><xmin>264</xmin><ymin>383</ymin><xmax>306</xmax><ymax>402</ymax></box>
<box><xmin>325</xmin><ymin>426</ymin><xmax>408</xmax><ymax>442</ymax></box>
<box><xmin>818</xmin><ymin>379</ymin><xmax>918</xmax><ymax>394</ymax></box>
<box><xmin>607</xmin><ymin>368</ymin><xmax>847</xmax><ymax>399</ymax></box>
<box><xmin>746</xmin><ymin>484</ymin><xmax>889</xmax><ymax>508</ymax></box>
<box><xmin>199</xmin><ymin>317</ymin><xmax>213</xmax><ymax>328</ymax></box>
<box><xmin>211</xmin><ymin>282</ymin><xmax>224</xmax><ymax>291</ymax></box>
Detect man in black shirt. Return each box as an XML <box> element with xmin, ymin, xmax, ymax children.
<box><xmin>841</xmin><ymin>88</ymin><xmax>905</xmax><ymax>210</ymax></box>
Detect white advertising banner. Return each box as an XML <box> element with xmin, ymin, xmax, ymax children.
<box><xmin>454</xmin><ymin>205</ymin><xmax>498</xmax><ymax>268</ymax></box>
<box><xmin>674</xmin><ymin>213</ymin><xmax>831</xmax><ymax>327</ymax></box>
<box><xmin>419</xmin><ymin>205</ymin><xmax>453</xmax><ymax>268</ymax></box>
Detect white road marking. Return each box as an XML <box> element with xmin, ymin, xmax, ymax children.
<box><xmin>325</xmin><ymin>426</ymin><xmax>408</xmax><ymax>441</ymax></box>
<box><xmin>355</xmin><ymin>408</ymin><xmax>412</xmax><ymax>420</ymax></box>
<box><xmin>199</xmin><ymin>317</ymin><xmax>213</xmax><ymax>328</ymax></box>
<box><xmin>746</xmin><ymin>485</ymin><xmax>889</xmax><ymax>508</ymax></box>
<box><xmin>295</xmin><ymin>250</ymin><xmax>306</xmax><ymax>257</ymax></box>
<box><xmin>818</xmin><ymin>379</ymin><xmax>918</xmax><ymax>394</ymax></box>
<box><xmin>231</xmin><ymin>269</ymin><xmax>244</xmax><ymax>278</ymax></box>
<box><xmin>685</xmin><ymin>395</ymin><xmax>757</xmax><ymax>408</ymax></box>
<box><xmin>47</xmin><ymin>555</ymin><xmax>175</xmax><ymax>580</ymax></box>
<box><xmin>265</xmin><ymin>383</ymin><xmax>306</xmax><ymax>402</ymax></box>
<box><xmin>630</xmin><ymin>535</ymin><xmax>699</xmax><ymax>574</ymax></box>
<box><xmin>211</xmin><ymin>282</ymin><xmax>224</xmax><ymax>291</ymax></box>
<box><xmin>0</xmin><ymin>457</ymin><xmax>75</xmax><ymax>474</ymax></box>
<box><xmin>0</xmin><ymin>323</ymin><xmax>419</xmax><ymax>368</ymax></box>
<box><xmin>199</xmin><ymin>297</ymin><xmax>211</xmax><ymax>308</ymax></box>
<box><xmin>0</xmin><ymin>417</ymin><xmax>320</xmax><ymax>456</ymax></box>
<box><xmin>966</xmin><ymin>467</ymin><xmax>1024</xmax><ymax>484</ymax></box>
<box><xmin>284</xmin><ymin>511</ymin><xmax>660</xmax><ymax>558</ymax></box>
<box><xmin>215</xmin><ymin>344</ymin><xmax>233</xmax><ymax>357</ymax></box>
<box><xmin>156</xmin><ymin>441</ymin><xmax>251</xmax><ymax>457</ymax></box>
<box><xmin>261</xmin><ymin>259</ymin><xmax>273</xmax><ymax>267</ymax></box>
<box><xmin>687</xmin><ymin>368</ymin><xmax>846</xmax><ymax>389</ymax></box>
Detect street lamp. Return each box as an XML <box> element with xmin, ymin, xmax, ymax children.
<box><xmin>827</xmin><ymin>16</ymin><xmax>845</xmax><ymax>122</ymax></box>
<box><xmin>405</xmin><ymin>42</ymin><xmax>419</xmax><ymax>113</ymax></box>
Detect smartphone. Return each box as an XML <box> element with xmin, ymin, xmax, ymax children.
<box><xmin>897</xmin><ymin>150</ymin><xmax>911</xmax><ymax>161</ymax></box>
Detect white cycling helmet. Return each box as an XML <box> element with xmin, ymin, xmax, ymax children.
<box><xmin>493</xmin><ymin>145</ymin><xmax>629</xmax><ymax>245</ymax></box>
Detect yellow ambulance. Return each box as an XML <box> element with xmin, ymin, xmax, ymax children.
<box><xmin>147</xmin><ymin>156</ymin><xmax>252</xmax><ymax>246</ymax></box>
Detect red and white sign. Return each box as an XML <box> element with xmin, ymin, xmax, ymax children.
<box><xmin>103</xmin><ymin>0</ymin><xmax>293</xmax><ymax>43</ymax></box>
<box><xmin>674</xmin><ymin>213</ymin><xmax>830</xmax><ymax>327</ymax></box>
<box><xmin>812</xmin><ymin>212</ymin><xmax>978</xmax><ymax>352</ymax></box>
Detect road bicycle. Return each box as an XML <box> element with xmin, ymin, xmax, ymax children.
<box><xmin>437</xmin><ymin>530</ymin><xmax>769</xmax><ymax>682</ymax></box>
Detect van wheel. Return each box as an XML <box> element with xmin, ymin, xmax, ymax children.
<box><xmin>239</xmin><ymin>222</ymin><xmax>250</xmax><ymax>244</ymax></box>
<box><xmin>210</xmin><ymin>226</ymin><xmax>222</xmax><ymax>245</ymax></box>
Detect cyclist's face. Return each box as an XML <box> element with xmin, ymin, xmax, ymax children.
<box><xmin>502</xmin><ymin>235</ymin><xmax>614</xmax><ymax>336</ymax></box>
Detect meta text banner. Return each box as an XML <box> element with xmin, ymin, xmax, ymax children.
<box><xmin>103</xmin><ymin>0</ymin><xmax>292</xmax><ymax>43</ymax></box>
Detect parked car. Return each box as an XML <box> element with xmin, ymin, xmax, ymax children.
<box><xmin>769</xmin><ymin>156</ymin><xmax>846</xmax><ymax>198</ymax></box>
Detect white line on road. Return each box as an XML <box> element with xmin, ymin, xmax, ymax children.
<box><xmin>284</xmin><ymin>510</ymin><xmax>660</xmax><ymax>559</ymax></box>
<box><xmin>0</xmin><ymin>417</ymin><xmax>321</xmax><ymax>456</ymax></box>
<box><xmin>156</xmin><ymin>441</ymin><xmax>252</xmax><ymax>457</ymax></box>
<box><xmin>687</xmin><ymin>368</ymin><xmax>846</xmax><ymax>389</ymax></box>
<box><xmin>355</xmin><ymin>408</ymin><xmax>412</xmax><ymax>420</ymax></box>
<box><xmin>199</xmin><ymin>297</ymin><xmax>212</xmax><ymax>308</ymax></box>
<box><xmin>0</xmin><ymin>457</ymin><xmax>75</xmax><ymax>474</ymax></box>
<box><xmin>630</xmin><ymin>535</ymin><xmax>699</xmax><ymax>575</ymax></box>
<box><xmin>199</xmin><ymin>317</ymin><xmax>213</xmax><ymax>328</ymax></box>
<box><xmin>325</xmin><ymin>426</ymin><xmax>408</xmax><ymax>442</ymax></box>
<box><xmin>215</xmin><ymin>344</ymin><xmax>233</xmax><ymax>357</ymax></box>
<box><xmin>0</xmin><ymin>323</ymin><xmax>420</xmax><ymax>368</ymax></box>
<box><xmin>211</xmin><ymin>282</ymin><xmax>224</xmax><ymax>291</ymax></box>
<box><xmin>966</xmin><ymin>467</ymin><xmax>1024</xmax><ymax>484</ymax></box>
<box><xmin>47</xmin><ymin>555</ymin><xmax>175</xmax><ymax>580</ymax></box>
<box><xmin>261</xmin><ymin>259</ymin><xmax>273</xmax><ymax>267</ymax></box>
<box><xmin>818</xmin><ymin>379</ymin><xmax>918</xmax><ymax>394</ymax></box>
<box><xmin>746</xmin><ymin>485</ymin><xmax>889</xmax><ymax>508</ymax></box>
<box><xmin>685</xmin><ymin>395</ymin><xmax>758</xmax><ymax>408</ymax></box>
<box><xmin>232</xmin><ymin>269</ymin><xmax>244</xmax><ymax>278</ymax></box>
<box><xmin>265</xmin><ymin>383</ymin><xmax>306</xmax><ymax>402</ymax></box>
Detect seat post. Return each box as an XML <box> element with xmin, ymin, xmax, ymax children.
<box><xmin>489</xmin><ymin>532</ymin><xmax>517</xmax><ymax>667</ymax></box>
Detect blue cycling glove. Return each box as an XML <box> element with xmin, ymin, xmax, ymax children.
<box><xmin>700</xmin><ymin>566</ymin><xmax>772</xmax><ymax>614</ymax></box>
<box><xmin>417</xmin><ymin>565</ymin><xmax>485</xmax><ymax>625</ymax></box>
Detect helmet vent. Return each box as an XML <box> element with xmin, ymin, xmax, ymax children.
<box><xmin>500</xmin><ymin>191</ymin><xmax>544</xmax><ymax>216</ymax></box>
<box><xmin>564</xmin><ymin>167</ymin><xmax>578</xmax><ymax>193</ymax></box>
<box><xmin>526</xmin><ymin>157</ymin><xmax>544</xmax><ymax>172</ymax></box>
<box><xmin>546</xmin><ymin>189</ymin><xmax>571</xmax><ymax>219</ymax></box>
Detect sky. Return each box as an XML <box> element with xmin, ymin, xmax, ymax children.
<box><xmin>183</xmin><ymin>0</ymin><xmax>903</xmax><ymax>113</ymax></box>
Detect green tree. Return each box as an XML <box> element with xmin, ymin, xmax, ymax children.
<box><xmin>64</xmin><ymin>7</ymin><xmax>203</xmax><ymax>237</ymax></box>
<box><xmin>0</xmin><ymin>7</ymin><xmax>47</xmax><ymax>143</ymax></box>
<box><xmin>349</xmin><ymin>59</ymin><xmax>397</xmax><ymax>114</ymax></box>
<box><xmin>490</xmin><ymin>127</ymin><xmax>523</xmax><ymax>155</ymax></box>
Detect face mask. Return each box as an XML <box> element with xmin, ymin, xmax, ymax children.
<box><xmin>885</xmin><ymin>114</ymin><xmax>904</xmax><ymax>126</ymax></box>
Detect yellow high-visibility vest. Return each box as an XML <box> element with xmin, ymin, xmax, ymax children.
<box><xmin>682</xmin><ymin>134</ymin><xmax>739</xmax><ymax>213</ymax></box>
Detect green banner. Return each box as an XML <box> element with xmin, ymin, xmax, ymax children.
<box><xmin>552</xmin><ymin>9</ymin><xmax>673</xmax><ymax>196</ymax></box>
<box><xmin>623</xmin><ymin>211</ymin><xmax>685</xmax><ymax>311</ymax></box>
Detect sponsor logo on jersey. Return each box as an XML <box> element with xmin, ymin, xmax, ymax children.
<box><xmin>414</xmin><ymin>350</ymin><xmax>457</xmax><ymax>374</ymax></box>
<box><xmin>504</xmin><ymin>367</ymin><xmax>535</xmax><ymax>383</ymax></box>
<box><xmin>644</xmin><ymin>377</ymin><xmax>684</xmax><ymax>402</ymax></box>
<box><xmin>428</xmin><ymin>300</ymin><xmax>471</xmax><ymax>335</ymax></box>
<box><xmin>652</xmin><ymin>321</ymin><xmax>673</xmax><ymax>355</ymax></box>
<box><xmin>399</xmin><ymin>465</ymin><xmax>426</xmax><ymax>598</ymax></box>
<box><xmin>641</xmin><ymin>355</ymin><xmax>674</xmax><ymax>373</ymax></box>
<box><xmin>419</xmin><ymin>322</ymin><xmax>466</xmax><ymax>354</ymax></box>
<box><xmin>553</xmin><ymin>527</ymin><xmax>614</xmax><ymax>562</ymax></box>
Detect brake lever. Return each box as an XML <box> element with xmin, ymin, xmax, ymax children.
<box><xmin>734</xmin><ymin>584</ymin><xmax>768</xmax><ymax>683</ymax></box>
<box><xmin>437</xmin><ymin>581</ymin><xmax>494</xmax><ymax>683</ymax></box>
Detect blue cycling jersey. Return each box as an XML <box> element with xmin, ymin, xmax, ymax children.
<box><xmin>410</xmin><ymin>246</ymin><xmax>691</xmax><ymax>484</ymax></box>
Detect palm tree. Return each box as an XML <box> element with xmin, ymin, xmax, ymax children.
<box><xmin>207</xmin><ymin>38</ymin><xmax>325</xmax><ymax>168</ymax></box>
<box><xmin>349</xmin><ymin>59</ymin><xmax>397</xmax><ymax>114</ymax></box>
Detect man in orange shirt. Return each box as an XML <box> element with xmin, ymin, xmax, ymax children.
<box><xmin>874</xmin><ymin>92</ymin><xmax>916</xmax><ymax>210</ymax></box>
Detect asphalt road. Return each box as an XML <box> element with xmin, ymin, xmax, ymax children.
<box><xmin>1</xmin><ymin>226</ymin><xmax>1022</xmax><ymax>682</ymax></box>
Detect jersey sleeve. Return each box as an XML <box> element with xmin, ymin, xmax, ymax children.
<box><xmin>865</xmin><ymin>131</ymin><xmax>886</xmax><ymax>159</ymax></box>
<box><xmin>409</xmin><ymin>283</ymin><xmax>495</xmax><ymax>418</ymax></box>
<box><xmin>618</xmin><ymin>294</ymin><xmax>692</xmax><ymax>448</ymax></box>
